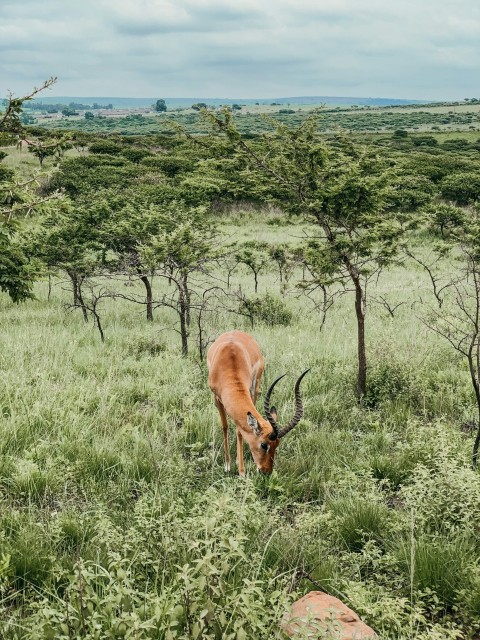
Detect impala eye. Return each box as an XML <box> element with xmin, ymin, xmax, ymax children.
<box><xmin>260</xmin><ymin>442</ymin><xmax>269</xmax><ymax>452</ymax></box>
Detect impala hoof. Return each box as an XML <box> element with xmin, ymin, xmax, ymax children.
<box><xmin>224</xmin><ymin>462</ymin><xmax>231</xmax><ymax>472</ymax></box>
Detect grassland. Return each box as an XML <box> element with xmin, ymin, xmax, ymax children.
<box><xmin>1</xmin><ymin>202</ymin><xmax>480</xmax><ymax>638</ymax></box>
<box><xmin>33</xmin><ymin>101</ymin><xmax>480</xmax><ymax>137</ymax></box>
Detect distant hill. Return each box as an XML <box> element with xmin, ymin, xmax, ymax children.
<box><xmin>29</xmin><ymin>95</ymin><xmax>433</xmax><ymax>109</ymax></box>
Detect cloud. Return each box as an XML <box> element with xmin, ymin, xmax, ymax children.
<box><xmin>0</xmin><ymin>0</ymin><xmax>479</xmax><ymax>99</ymax></box>
<box><xmin>106</xmin><ymin>0</ymin><xmax>266</xmax><ymax>35</ymax></box>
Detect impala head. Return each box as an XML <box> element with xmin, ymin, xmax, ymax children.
<box><xmin>246</xmin><ymin>369</ymin><xmax>310</xmax><ymax>474</ymax></box>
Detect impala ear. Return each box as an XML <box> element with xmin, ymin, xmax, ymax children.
<box><xmin>270</xmin><ymin>406</ymin><xmax>278</xmax><ymax>422</ymax></box>
<box><xmin>247</xmin><ymin>412</ymin><xmax>261</xmax><ymax>435</ymax></box>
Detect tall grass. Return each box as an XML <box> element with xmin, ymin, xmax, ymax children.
<box><xmin>0</xmin><ymin>216</ymin><xmax>479</xmax><ymax>638</ymax></box>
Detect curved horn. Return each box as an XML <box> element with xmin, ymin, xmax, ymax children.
<box><xmin>277</xmin><ymin>369</ymin><xmax>310</xmax><ymax>439</ymax></box>
<box><xmin>264</xmin><ymin>373</ymin><xmax>287</xmax><ymax>436</ymax></box>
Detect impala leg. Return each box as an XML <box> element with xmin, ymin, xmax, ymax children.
<box><xmin>215</xmin><ymin>399</ymin><xmax>230</xmax><ymax>472</ymax></box>
<box><xmin>236</xmin><ymin>430</ymin><xmax>245</xmax><ymax>477</ymax></box>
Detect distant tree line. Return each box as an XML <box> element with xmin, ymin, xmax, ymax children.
<box><xmin>24</xmin><ymin>101</ymin><xmax>114</xmax><ymax>112</ymax></box>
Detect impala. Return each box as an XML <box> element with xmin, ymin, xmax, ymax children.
<box><xmin>207</xmin><ymin>330</ymin><xmax>309</xmax><ymax>475</ymax></box>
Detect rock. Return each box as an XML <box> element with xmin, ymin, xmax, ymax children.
<box><xmin>282</xmin><ymin>591</ymin><xmax>377</xmax><ymax>639</ymax></box>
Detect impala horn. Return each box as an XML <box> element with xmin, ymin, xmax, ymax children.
<box><xmin>264</xmin><ymin>373</ymin><xmax>286</xmax><ymax>439</ymax></box>
<box><xmin>264</xmin><ymin>369</ymin><xmax>310</xmax><ymax>440</ymax></box>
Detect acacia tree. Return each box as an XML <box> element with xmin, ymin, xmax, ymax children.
<box><xmin>0</xmin><ymin>77</ymin><xmax>56</xmax><ymax>142</ymax></box>
<box><xmin>28</xmin><ymin>198</ymin><xmax>100</xmax><ymax>320</ymax></box>
<box><xmin>202</xmin><ymin>109</ymin><xmax>402</xmax><ymax>397</ymax></box>
<box><xmin>1</xmin><ymin>173</ymin><xmax>59</xmax><ymax>302</ymax></box>
<box><xmin>0</xmin><ymin>214</ymin><xmax>37</xmax><ymax>302</ymax></box>
<box><xmin>235</xmin><ymin>241</ymin><xmax>269</xmax><ymax>293</ymax></box>
<box><xmin>140</xmin><ymin>205</ymin><xmax>218</xmax><ymax>356</ymax></box>
<box><xmin>0</xmin><ymin>78</ymin><xmax>59</xmax><ymax>302</ymax></box>
<box><xmin>420</xmin><ymin>206</ymin><xmax>480</xmax><ymax>467</ymax></box>
<box><xmin>99</xmin><ymin>198</ymin><xmax>173</xmax><ymax>322</ymax></box>
<box><xmin>27</xmin><ymin>135</ymin><xmax>71</xmax><ymax>167</ymax></box>
<box><xmin>95</xmin><ymin>195</ymin><xmax>216</xmax><ymax>323</ymax></box>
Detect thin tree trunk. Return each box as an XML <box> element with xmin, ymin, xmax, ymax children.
<box><xmin>92</xmin><ymin>308</ymin><xmax>105</xmax><ymax>342</ymax></box>
<box><xmin>67</xmin><ymin>269</ymin><xmax>88</xmax><ymax>322</ymax></box>
<box><xmin>314</xmin><ymin>210</ymin><xmax>367</xmax><ymax>397</ymax></box>
<box><xmin>76</xmin><ymin>277</ymin><xmax>89</xmax><ymax>323</ymax></box>
<box><xmin>354</xmin><ymin>278</ymin><xmax>367</xmax><ymax>398</ymax></box>
<box><xmin>467</xmin><ymin>346</ymin><xmax>480</xmax><ymax>468</ymax></box>
<box><xmin>473</xmin><ymin>403</ymin><xmax>480</xmax><ymax>468</ymax></box>
<box><xmin>140</xmin><ymin>275</ymin><xmax>153</xmax><ymax>322</ymax></box>
<box><xmin>178</xmin><ymin>286</ymin><xmax>188</xmax><ymax>356</ymax></box>
<box><xmin>341</xmin><ymin>253</ymin><xmax>367</xmax><ymax>398</ymax></box>
<box><xmin>183</xmin><ymin>273</ymin><xmax>191</xmax><ymax>327</ymax></box>
<box><xmin>470</xmin><ymin>273</ymin><xmax>480</xmax><ymax>468</ymax></box>
<box><xmin>67</xmin><ymin>270</ymin><xmax>79</xmax><ymax>307</ymax></box>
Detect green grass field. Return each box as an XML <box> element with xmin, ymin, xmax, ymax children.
<box><xmin>32</xmin><ymin>100</ymin><xmax>480</xmax><ymax>137</ymax></box>
<box><xmin>2</xmin><ymin>203</ymin><xmax>480</xmax><ymax>638</ymax></box>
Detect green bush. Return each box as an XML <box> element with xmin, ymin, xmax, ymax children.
<box><xmin>412</xmin><ymin>136</ymin><xmax>438</xmax><ymax>147</ymax></box>
<box><xmin>14</xmin><ymin>487</ymin><xmax>293</xmax><ymax>639</ymax></box>
<box><xmin>441</xmin><ymin>138</ymin><xmax>471</xmax><ymax>151</ymax></box>
<box><xmin>240</xmin><ymin>293</ymin><xmax>293</xmax><ymax>327</ymax></box>
<box><xmin>440</xmin><ymin>171</ymin><xmax>480</xmax><ymax>204</ymax></box>
<box><xmin>141</xmin><ymin>154</ymin><xmax>194</xmax><ymax>176</ymax></box>
<box><xmin>388</xmin><ymin>174</ymin><xmax>436</xmax><ymax>212</ymax></box>
<box><xmin>88</xmin><ymin>140</ymin><xmax>123</xmax><ymax>155</ymax></box>
<box><xmin>364</xmin><ymin>359</ymin><xmax>419</xmax><ymax>410</ymax></box>
<box><xmin>120</xmin><ymin>148</ymin><xmax>154</xmax><ymax>164</ymax></box>
<box><xmin>125</xmin><ymin>335</ymin><xmax>166</xmax><ymax>358</ymax></box>
<box><xmin>400</xmin><ymin>457</ymin><xmax>480</xmax><ymax>535</ymax></box>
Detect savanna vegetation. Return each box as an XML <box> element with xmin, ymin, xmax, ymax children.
<box><xmin>29</xmin><ymin>98</ymin><xmax>480</xmax><ymax>138</ymax></box>
<box><xmin>2</xmin><ymin>83</ymin><xmax>480</xmax><ymax>639</ymax></box>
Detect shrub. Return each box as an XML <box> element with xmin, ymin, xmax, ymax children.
<box><xmin>141</xmin><ymin>154</ymin><xmax>194</xmax><ymax>176</ymax></box>
<box><xmin>125</xmin><ymin>335</ymin><xmax>166</xmax><ymax>358</ymax></box>
<box><xmin>422</xmin><ymin>202</ymin><xmax>465</xmax><ymax>237</ymax></box>
<box><xmin>364</xmin><ymin>359</ymin><xmax>419</xmax><ymax>410</ymax></box>
<box><xmin>240</xmin><ymin>293</ymin><xmax>293</xmax><ymax>327</ymax></box>
<box><xmin>18</xmin><ymin>487</ymin><xmax>293</xmax><ymax>639</ymax></box>
<box><xmin>441</xmin><ymin>138</ymin><xmax>471</xmax><ymax>151</ymax></box>
<box><xmin>400</xmin><ymin>457</ymin><xmax>480</xmax><ymax>535</ymax></box>
<box><xmin>388</xmin><ymin>174</ymin><xmax>436</xmax><ymax>212</ymax></box>
<box><xmin>0</xmin><ymin>164</ymin><xmax>14</xmax><ymax>181</ymax></box>
<box><xmin>120</xmin><ymin>148</ymin><xmax>154</xmax><ymax>163</ymax></box>
<box><xmin>88</xmin><ymin>140</ymin><xmax>123</xmax><ymax>154</ymax></box>
<box><xmin>412</xmin><ymin>136</ymin><xmax>438</xmax><ymax>147</ymax></box>
<box><xmin>440</xmin><ymin>171</ymin><xmax>480</xmax><ymax>204</ymax></box>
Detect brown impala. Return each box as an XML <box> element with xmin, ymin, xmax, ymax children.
<box><xmin>207</xmin><ymin>330</ymin><xmax>309</xmax><ymax>475</ymax></box>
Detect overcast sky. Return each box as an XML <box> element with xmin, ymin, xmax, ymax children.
<box><xmin>1</xmin><ymin>0</ymin><xmax>479</xmax><ymax>100</ymax></box>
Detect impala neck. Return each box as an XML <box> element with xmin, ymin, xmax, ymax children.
<box><xmin>222</xmin><ymin>386</ymin><xmax>262</xmax><ymax>432</ymax></box>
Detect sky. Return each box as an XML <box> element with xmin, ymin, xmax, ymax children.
<box><xmin>1</xmin><ymin>0</ymin><xmax>479</xmax><ymax>100</ymax></box>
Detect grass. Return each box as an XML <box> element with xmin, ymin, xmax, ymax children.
<box><xmin>1</xmin><ymin>209</ymin><xmax>480</xmax><ymax>637</ymax></box>
<box><xmin>1</xmin><ymin>144</ymin><xmax>82</xmax><ymax>178</ymax></box>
